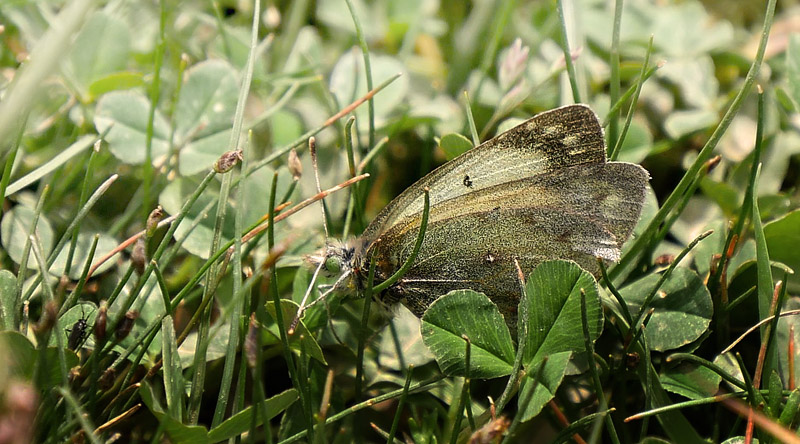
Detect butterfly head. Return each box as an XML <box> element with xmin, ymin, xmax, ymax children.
<box><xmin>305</xmin><ymin>239</ymin><xmax>369</xmax><ymax>294</ymax></box>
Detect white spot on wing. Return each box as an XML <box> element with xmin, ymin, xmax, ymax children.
<box><xmin>592</xmin><ymin>246</ymin><xmax>620</xmax><ymax>262</ymax></box>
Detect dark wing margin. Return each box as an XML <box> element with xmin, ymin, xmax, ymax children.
<box><xmin>491</xmin><ymin>104</ymin><xmax>607</xmax><ymax>170</ymax></box>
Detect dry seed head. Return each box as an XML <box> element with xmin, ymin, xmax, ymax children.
<box><xmin>146</xmin><ymin>205</ymin><xmax>164</xmax><ymax>238</ymax></box>
<box><xmin>94</xmin><ymin>301</ymin><xmax>108</xmax><ymax>342</ymax></box>
<box><xmin>654</xmin><ymin>254</ymin><xmax>674</xmax><ymax>267</ymax></box>
<box><xmin>214</xmin><ymin>149</ymin><xmax>244</xmax><ymax>173</ymax></box>
<box><xmin>115</xmin><ymin>310</ymin><xmax>139</xmax><ymax>340</ymax></box>
<box><xmin>245</xmin><ymin>314</ymin><xmax>259</xmax><ymax>368</ymax></box>
<box><xmin>288</xmin><ymin>148</ymin><xmax>302</xmax><ymax>180</ymax></box>
<box><xmin>132</xmin><ymin>237</ymin><xmax>146</xmax><ymax>275</ymax></box>
<box><xmin>99</xmin><ymin>367</ymin><xmax>116</xmax><ymax>390</ymax></box>
<box><xmin>34</xmin><ymin>300</ymin><xmax>58</xmax><ymax>334</ymax></box>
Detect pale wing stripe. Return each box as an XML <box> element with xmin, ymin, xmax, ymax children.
<box><xmin>461</xmin><ymin>137</ymin><xmax>601</xmax><ymax>190</ymax></box>
<box><xmin>471</xmin><ymin>155</ymin><xmax>544</xmax><ymax>185</ymax></box>
<box><xmin>391</xmin><ymin>147</ymin><xmax>521</xmax><ymax>223</ymax></box>
<box><xmin>437</xmin><ymin>147</ymin><xmax>518</xmax><ymax>191</ymax></box>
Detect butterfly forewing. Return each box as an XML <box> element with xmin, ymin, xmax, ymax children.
<box><xmin>361</xmin><ymin>105</ymin><xmax>607</xmax><ymax>241</ymax></box>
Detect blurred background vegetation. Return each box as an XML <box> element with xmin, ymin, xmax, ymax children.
<box><xmin>0</xmin><ymin>0</ymin><xmax>798</xmax><ymax>442</ymax></box>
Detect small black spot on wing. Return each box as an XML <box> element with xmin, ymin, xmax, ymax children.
<box><xmin>463</xmin><ymin>175</ymin><xmax>473</xmax><ymax>188</ymax></box>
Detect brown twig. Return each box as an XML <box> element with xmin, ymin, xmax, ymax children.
<box><xmin>722</xmin><ymin>395</ymin><xmax>800</xmax><ymax>444</ymax></box>
<box><xmin>322</xmin><ymin>74</ymin><xmax>401</xmax><ymax>128</ymax></box>
<box><xmin>721</xmin><ymin>308</ymin><xmax>800</xmax><ymax>355</ymax></box>
<box><xmin>548</xmin><ymin>400</ymin><xmax>587</xmax><ymax>444</ymax></box>
<box><xmin>95</xmin><ymin>403</ymin><xmax>140</xmax><ymax>434</ymax></box>
<box><xmin>746</xmin><ymin>281</ymin><xmax>783</xmax><ymax>444</ymax></box>
<box><xmin>240</xmin><ymin>173</ymin><xmax>369</xmax><ymax>245</ymax></box>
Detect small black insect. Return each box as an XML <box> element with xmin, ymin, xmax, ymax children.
<box><xmin>463</xmin><ymin>175</ymin><xmax>473</xmax><ymax>187</ymax></box>
<box><xmin>66</xmin><ymin>306</ymin><xmax>91</xmax><ymax>350</ymax></box>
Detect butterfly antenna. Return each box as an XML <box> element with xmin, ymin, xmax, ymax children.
<box><xmin>289</xmin><ymin>137</ymin><xmax>332</xmax><ymax>335</ymax></box>
<box><xmin>289</xmin><ymin>257</ymin><xmax>326</xmax><ymax>335</ymax></box>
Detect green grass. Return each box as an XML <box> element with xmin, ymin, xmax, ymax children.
<box><xmin>0</xmin><ymin>0</ymin><xmax>798</xmax><ymax>443</ymax></box>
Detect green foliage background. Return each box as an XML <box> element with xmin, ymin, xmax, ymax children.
<box><xmin>0</xmin><ymin>0</ymin><xmax>798</xmax><ymax>443</ymax></box>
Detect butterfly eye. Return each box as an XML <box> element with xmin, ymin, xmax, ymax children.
<box><xmin>324</xmin><ymin>255</ymin><xmax>342</xmax><ymax>274</ymax></box>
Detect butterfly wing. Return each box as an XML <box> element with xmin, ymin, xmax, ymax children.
<box><xmin>361</xmin><ymin>104</ymin><xmax>607</xmax><ymax>241</ymax></box>
<box><xmin>367</xmin><ymin>161</ymin><xmax>648</xmax><ymax>326</ymax></box>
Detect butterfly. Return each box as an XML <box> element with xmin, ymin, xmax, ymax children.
<box><xmin>306</xmin><ymin>104</ymin><xmax>649</xmax><ymax>331</ymax></box>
